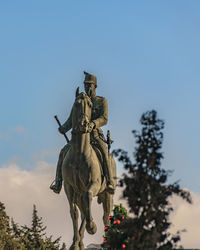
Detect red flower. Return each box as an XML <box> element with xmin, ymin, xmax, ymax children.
<box><xmin>103</xmin><ymin>237</ymin><xmax>107</xmax><ymax>243</ymax></box>
<box><xmin>104</xmin><ymin>226</ymin><xmax>109</xmax><ymax>231</ymax></box>
<box><xmin>109</xmin><ymin>216</ymin><xmax>113</xmax><ymax>220</ymax></box>
<box><xmin>122</xmin><ymin>243</ymin><xmax>126</xmax><ymax>248</ymax></box>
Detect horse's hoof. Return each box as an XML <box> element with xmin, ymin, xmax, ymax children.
<box><xmin>79</xmin><ymin>242</ymin><xmax>84</xmax><ymax>250</ymax></box>
<box><xmin>86</xmin><ymin>221</ymin><xmax>97</xmax><ymax>235</ymax></box>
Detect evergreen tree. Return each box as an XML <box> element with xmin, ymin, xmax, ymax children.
<box><xmin>0</xmin><ymin>202</ymin><xmax>66</xmax><ymax>249</ymax></box>
<box><xmin>0</xmin><ymin>201</ymin><xmax>24</xmax><ymax>249</ymax></box>
<box><xmin>11</xmin><ymin>204</ymin><xmax>66</xmax><ymax>250</ymax></box>
<box><xmin>108</xmin><ymin>110</ymin><xmax>192</xmax><ymax>250</ymax></box>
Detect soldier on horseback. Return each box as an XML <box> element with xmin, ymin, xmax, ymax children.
<box><xmin>50</xmin><ymin>71</ymin><xmax>115</xmax><ymax>195</ymax></box>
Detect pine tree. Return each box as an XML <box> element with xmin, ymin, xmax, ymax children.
<box><xmin>108</xmin><ymin>110</ymin><xmax>192</xmax><ymax>250</ymax></box>
<box><xmin>12</xmin><ymin>204</ymin><xmax>66</xmax><ymax>250</ymax></box>
<box><xmin>0</xmin><ymin>202</ymin><xmax>66</xmax><ymax>249</ymax></box>
<box><xmin>0</xmin><ymin>202</ymin><xmax>24</xmax><ymax>249</ymax></box>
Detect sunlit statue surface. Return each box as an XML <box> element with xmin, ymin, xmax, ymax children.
<box><xmin>50</xmin><ymin>72</ymin><xmax>117</xmax><ymax>250</ymax></box>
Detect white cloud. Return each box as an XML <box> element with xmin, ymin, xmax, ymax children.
<box><xmin>0</xmin><ymin>163</ymin><xmax>200</xmax><ymax>249</ymax></box>
<box><xmin>170</xmin><ymin>192</ymin><xmax>200</xmax><ymax>249</ymax></box>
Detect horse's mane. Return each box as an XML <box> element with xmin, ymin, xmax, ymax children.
<box><xmin>77</xmin><ymin>92</ymin><xmax>86</xmax><ymax>99</ymax></box>
<box><xmin>75</xmin><ymin>92</ymin><xmax>93</xmax><ymax>107</ymax></box>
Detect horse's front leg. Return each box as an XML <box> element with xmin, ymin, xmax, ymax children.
<box><xmin>64</xmin><ymin>183</ymin><xmax>80</xmax><ymax>250</ymax></box>
<box><xmin>77</xmin><ymin>197</ymin><xmax>86</xmax><ymax>250</ymax></box>
<box><xmin>79</xmin><ymin>215</ymin><xmax>86</xmax><ymax>250</ymax></box>
<box><xmin>70</xmin><ymin>204</ymin><xmax>80</xmax><ymax>250</ymax></box>
<box><xmin>84</xmin><ymin>183</ymin><xmax>98</xmax><ymax>235</ymax></box>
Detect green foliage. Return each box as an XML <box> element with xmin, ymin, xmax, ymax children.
<box><xmin>0</xmin><ymin>202</ymin><xmax>66</xmax><ymax>250</ymax></box>
<box><xmin>0</xmin><ymin>201</ymin><xmax>24</xmax><ymax>249</ymax></box>
<box><xmin>12</xmin><ymin>204</ymin><xmax>66</xmax><ymax>250</ymax></box>
<box><xmin>104</xmin><ymin>110</ymin><xmax>192</xmax><ymax>250</ymax></box>
<box><xmin>101</xmin><ymin>204</ymin><xmax>129</xmax><ymax>250</ymax></box>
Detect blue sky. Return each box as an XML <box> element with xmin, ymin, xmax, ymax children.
<box><xmin>1</xmin><ymin>0</ymin><xmax>200</xmax><ymax>194</ymax></box>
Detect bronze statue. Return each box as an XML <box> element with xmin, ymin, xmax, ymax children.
<box><xmin>50</xmin><ymin>72</ymin><xmax>117</xmax><ymax>250</ymax></box>
<box><xmin>51</xmin><ymin>72</ymin><xmax>115</xmax><ymax>195</ymax></box>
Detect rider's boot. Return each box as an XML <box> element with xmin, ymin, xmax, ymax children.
<box><xmin>50</xmin><ymin>144</ymin><xmax>70</xmax><ymax>194</ymax></box>
<box><xmin>50</xmin><ymin>178</ymin><xmax>62</xmax><ymax>194</ymax></box>
<box><xmin>50</xmin><ymin>157</ymin><xmax>63</xmax><ymax>194</ymax></box>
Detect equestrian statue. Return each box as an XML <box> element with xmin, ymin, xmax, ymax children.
<box><xmin>50</xmin><ymin>71</ymin><xmax>117</xmax><ymax>250</ymax></box>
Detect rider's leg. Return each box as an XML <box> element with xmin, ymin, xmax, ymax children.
<box><xmin>50</xmin><ymin>143</ymin><xmax>70</xmax><ymax>194</ymax></box>
<box><xmin>95</xmin><ymin>138</ymin><xmax>115</xmax><ymax>194</ymax></box>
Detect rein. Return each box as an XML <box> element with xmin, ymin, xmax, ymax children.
<box><xmin>71</xmin><ymin>129</ymin><xmax>90</xmax><ymax>135</ymax></box>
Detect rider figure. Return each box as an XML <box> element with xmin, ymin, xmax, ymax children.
<box><xmin>50</xmin><ymin>71</ymin><xmax>115</xmax><ymax>194</ymax></box>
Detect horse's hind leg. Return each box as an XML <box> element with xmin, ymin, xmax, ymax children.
<box><xmin>64</xmin><ymin>183</ymin><xmax>80</xmax><ymax>250</ymax></box>
<box><xmin>101</xmin><ymin>191</ymin><xmax>113</xmax><ymax>226</ymax></box>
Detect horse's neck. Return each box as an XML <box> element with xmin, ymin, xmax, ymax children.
<box><xmin>71</xmin><ymin>133</ymin><xmax>91</xmax><ymax>156</ymax></box>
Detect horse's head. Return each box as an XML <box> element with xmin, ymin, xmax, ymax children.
<box><xmin>72</xmin><ymin>91</ymin><xmax>93</xmax><ymax>133</ymax></box>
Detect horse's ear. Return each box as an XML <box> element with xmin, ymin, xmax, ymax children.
<box><xmin>75</xmin><ymin>87</ymin><xmax>80</xmax><ymax>98</ymax></box>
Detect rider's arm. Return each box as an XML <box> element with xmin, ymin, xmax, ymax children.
<box><xmin>92</xmin><ymin>97</ymin><xmax>108</xmax><ymax>128</ymax></box>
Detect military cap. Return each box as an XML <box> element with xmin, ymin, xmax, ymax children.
<box><xmin>84</xmin><ymin>71</ymin><xmax>97</xmax><ymax>87</ymax></box>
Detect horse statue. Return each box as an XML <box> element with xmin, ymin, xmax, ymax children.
<box><xmin>61</xmin><ymin>90</ymin><xmax>117</xmax><ymax>250</ymax></box>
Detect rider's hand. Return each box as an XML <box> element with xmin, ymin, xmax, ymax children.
<box><xmin>58</xmin><ymin>126</ymin><xmax>66</xmax><ymax>134</ymax></box>
<box><xmin>88</xmin><ymin>122</ymin><xmax>95</xmax><ymax>133</ymax></box>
